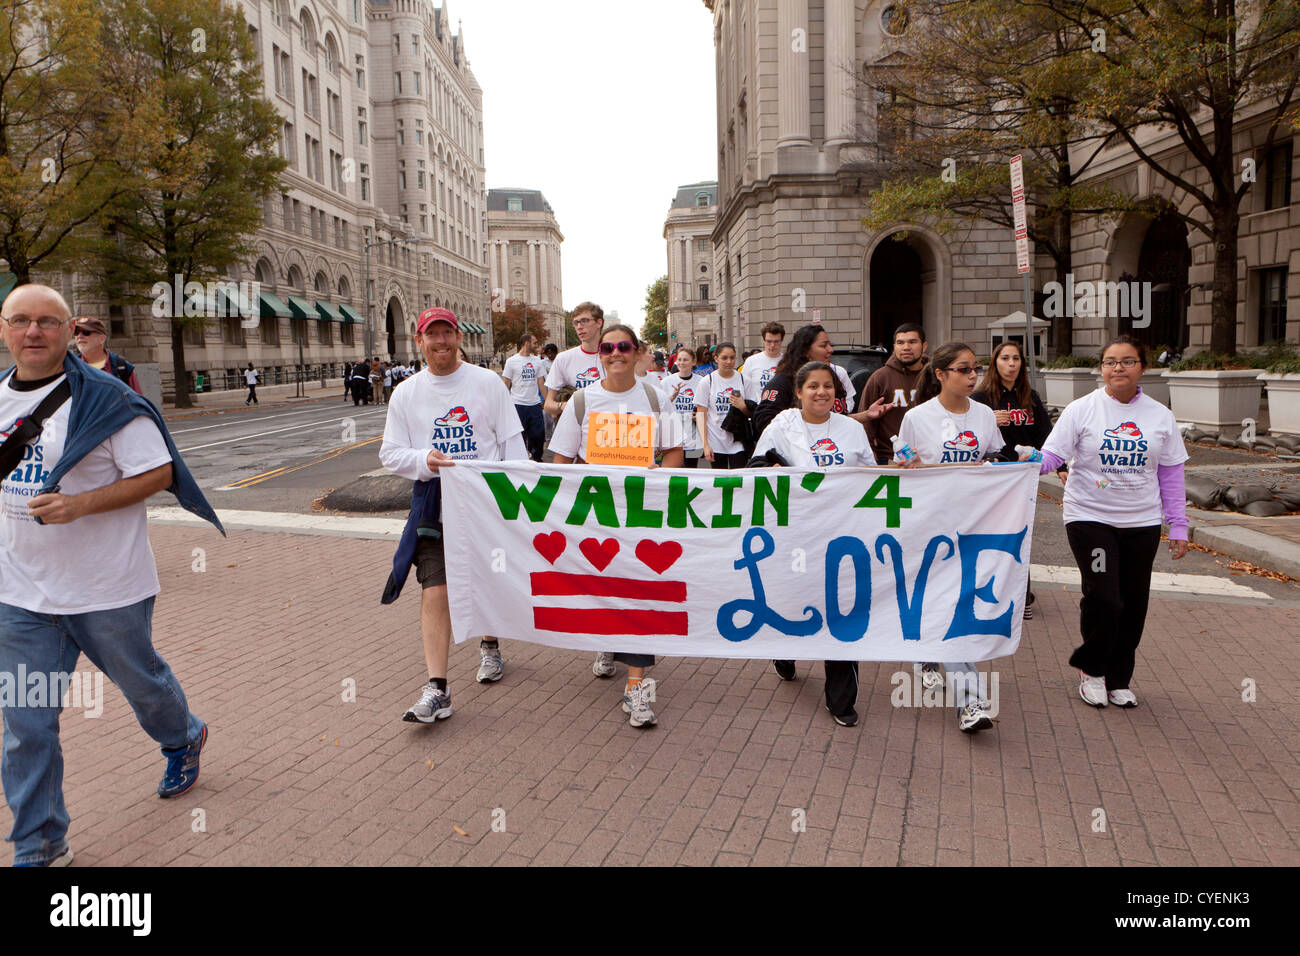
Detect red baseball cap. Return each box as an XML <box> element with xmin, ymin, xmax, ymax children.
<box><xmin>417</xmin><ymin>307</ymin><xmax>459</xmax><ymax>333</ymax></box>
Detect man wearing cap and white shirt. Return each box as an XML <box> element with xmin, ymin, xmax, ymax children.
<box><xmin>380</xmin><ymin>307</ymin><xmax>527</xmax><ymax>723</ymax></box>
<box><xmin>501</xmin><ymin>333</ymin><xmax>546</xmax><ymax>461</ymax></box>
<box><xmin>72</xmin><ymin>317</ymin><xmax>143</xmax><ymax>396</ymax></box>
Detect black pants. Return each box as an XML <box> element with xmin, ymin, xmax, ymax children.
<box><xmin>711</xmin><ymin>451</ymin><xmax>748</xmax><ymax>469</ymax></box>
<box><xmin>824</xmin><ymin>660</ymin><xmax>859</xmax><ymax>716</ymax></box>
<box><xmin>246</xmin><ymin>384</ymin><xmax>258</xmax><ymax>404</ymax></box>
<box><xmin>515</xmin><ymin>403</ymin><xmax>545</xmax><ymax>462</ymax></box>
<box><xmin>1064</xmin><ymin>521</ymin><xmax>1162</xmax><ymax>690</ymax></box>
<box><xmin>350</xmin><ymin>380</ymin><xmax>369</xmax><ymax>405</ymax></box>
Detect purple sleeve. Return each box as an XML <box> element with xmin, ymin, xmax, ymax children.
<box><xmin>1038</xmin><ymin>451</ymin><xmax>1066</xmax><ymax>474</ymax></box>
<box><xmin>1158</xmin><ymin>462</ymin><xmax>1188</xmax><ymax>540</ymax></box>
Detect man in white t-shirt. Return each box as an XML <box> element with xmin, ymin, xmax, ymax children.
<box><xmin>502</xmin><ymin>333</ymin><xmax>546</xmax><ymax>461</ymax></box>
<box><xmin>0</xmin><ymin>284</ymin><xmax>221</xmax><ymax>866</ymax></box>
<box><xmin>380</xmin><ymin>307</ymin><xmax>527</xmax><ymax>724</ymax></box>
<box><xmin>244</xmin><ymin>362</ymin><xmax>260</xmax><ymax>405</ymax></box>
<box><xmin>741</xmin><ymin>322</ymin><xmax>785</xmax><ymax>404</ymax></box>
<box><xmin>543</xmin><ymin>301</ymin><xmax>605</xmax><ymax>419</ymax></box>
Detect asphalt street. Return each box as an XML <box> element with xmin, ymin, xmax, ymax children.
<box><xmin>155</xmin><ymin>396</ymin><xmax>1300</xmax><ymax>603</ymax></box>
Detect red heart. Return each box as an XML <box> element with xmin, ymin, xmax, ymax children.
<box><xmin>533</xmin><ymin>532</ymin><xmax>566</xmax><ymax>565</ymax></box>
<box><xmin>579</xmin><ymin>537</ymin><xmax>620</xmax><ymax>572</ymax></box>
<box><xmin>636</xmin><ymin>540</ymin><xmax>683</xmax><ymax>575</ymax></box>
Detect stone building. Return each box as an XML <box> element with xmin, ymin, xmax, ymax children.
<box><xmin>19</xmin><ymin>0</ymin><xmax>494</xmax><ymax>396</ymax></box>
<box><xmin>486</xmin><ymin>188</ymin><xmax>565</xmax><ymax>348</ymax></box>
<box><xmin>663</xmin><ymin>182</ymin><xmax>721</xmax><ymax>348</ymax></box>
<box><xmin>703</xmin><ymin>0</ymin><xmax>1296</xmax><ymax>359</ymax></box>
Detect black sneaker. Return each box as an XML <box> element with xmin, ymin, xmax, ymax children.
<box><xmin>825</xmin><ymin>702</ymin><xmax>858</xmax><ymax>727</ymax></box>
<box><xmin>772</xmin><ymin>659</ymin><xmax>797</xmax><ymax>681</ymax></box>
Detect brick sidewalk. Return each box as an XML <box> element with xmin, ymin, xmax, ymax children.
<box><xmin>3</xmin><ymin>525</ymin><xmax>1296</xmax><ymax>866</ymax></box>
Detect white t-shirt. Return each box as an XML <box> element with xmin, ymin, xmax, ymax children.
<box><xmin>550</xmin><ymin>381</ymin><xmax>684</xmax><ymax>461</ymax></box>
<box><xmin>658</xmin><ymin>372</ymin><xmax>704</xmax><ymax>452</ymax></box>
<box><xmin>752</xmin><ymin>408</ymin><xmax>873</xmax><ymax>468</ymax></box>
<box><xmin>502</xmin><ymin>353</ymin><xmax>545</xmax><ymax>405</ymax></box>
<box><xmin>694</xmin><ymin>370</ymin><xmax>747</xmax><ymax>455</ymax></box>
<box><xmin>898</xmin><ymin>396</ymin><xmax>1005</xmax><ymax>465</ymax></box>
<box><xmin>1042</xmin><ymin>387</ymin><xmax>1188</xmax><ymax>528</ymax></box>
<box><xmin>383</xmin><ymin>368</ymin><xmax>393</xmax><ymax>386</ymax></box>
<box><xmin>544</xmin><ymin>345</ymin><xmax>604</xmax><ymax>392</ymax></box>
<box><xmin>0</xmin><ymin>374</ymin><xmax>172</xmax><ymax>614</ymax></box>
<box><xmin>244</xmin><ymin>368</ymin><xmax>259</xmax><ymax>385</ymax></box>
<box><xmin>379</xmin><ymin>363</ymin><xmax>525</xmax><ymax>480</ymax></box>
<box><xmin>741</xmin><ymin>352</ymin><xmax>783</xmax><ymax>403</ymax></box>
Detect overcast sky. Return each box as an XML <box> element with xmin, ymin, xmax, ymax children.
<box><xmin>456</xmin><ymin>0</ymin><xmax>717</xmax><ymax>331</ymax></box>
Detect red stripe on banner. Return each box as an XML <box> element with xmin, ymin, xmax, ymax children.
<box><xmin>534</xmin><ymin>607</ymin><xmax>689</xmax><ymax>636</ymax></box>
<box><xmin>529</xmin><ymin>572</ymin><xmax>686</xmax><ymax>601</ymax></box>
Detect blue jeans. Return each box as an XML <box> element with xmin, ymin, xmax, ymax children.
<box><xmin>515</xmin><ymin>403</ymin><xmax>545</xmax><ymax>461</ymax></box>
<box><xmin>0</xmin><ymin>597</ymin><xmax>203</xmax><ymax>865</ymax></box>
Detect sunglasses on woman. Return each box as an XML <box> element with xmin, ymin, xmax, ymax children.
<box><xmin>598</xmin><ymin>341</ymin><xmax>636</xmax><ymax>355</ymax></box>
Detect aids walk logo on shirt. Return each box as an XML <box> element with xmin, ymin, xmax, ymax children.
<box><xmin>1099</xmin><ymin>421</ymin><xmax>1148</xmax><ymax>467</ymax></box>
<box><xmin>520</xmin><ymin>362</ymin><xmax>537</xmax><ymax>383</ymax></box>
<box><xmin>940</xmin><ymin>430</ymin><xmax>980</xmax><ymax>463</ymax></box>
<box><xmin>671</xmin><ymin>386</ymin><xmax>695</xmax><ymax>414</ymax></box>
<box><xmin>0</xmin><ymin>417</ymin><xmax>50</xmax><ymax>485</ymax></box>
<box><xmin>430</xmin><ymin>406</ymin><xmax>477</xmax><ymax>457</ymax></box>
<box><xmin>530</xmin><ymin>532</ymin><xmax>688</xmax><ymax>636</ymax></box>
<box><xmin>713</xmin><ymin>386</ymin><xmax>739</xmax><ymax>416</ymax></box>
<box><xmin>576</xmin><ymin>366</ymin><xmax>601</xmax><ymax>388</ymax></box>
<box><xmin>810</xmin><ymin>437</ymin><xmax>844</xmax><ymax>466</ymax></box>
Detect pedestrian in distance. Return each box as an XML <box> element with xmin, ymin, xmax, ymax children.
<box><xmin>695</xmin><ymin>342</ymin><xmax>750</xmax><ymax>469</ymax></box>
<box><xmin>243</xmin><ymin>362</ymin><xmax>260</xmax><ymax>405</ymax></box>
<box><xmin>380</xmin><ymin>308</ymin><xmax>526</xmax><ymax>724</ymax></box>
<box><xmin>659</xmin><ymin>344</ymin><xmax>704</xmax><ymax>468</ymax></box>
<box><xmin>382</xmin><ymin>362</ymin><xmax>394</xmax><ymax>403</ymax></box>
<box><xmin>502</xmin><ymin>333</ymin><xmax>547</xmax><ymax>462</ymax></box>
<box><xmin>860</xmin><ymin>323</ymin><xmax>930</xmax><ymax>464</ymax></box>
<box><xmin>973</xmin><ymin>340</ymin><xmax>1061</xmax><ymax>620</ymax></box>
<box><xmin>349</xmin><ymin>360</ymin><xmax>370</xmax><ymax>406</ymax></box>
<box><xmin>0</xmin><ymin>284</ymin><xmax>224</xmax><ymax>866</ymax></box>
<box><xmin>71</xmin><ymin>317</ymin><xmax>143</xmax><ymax>395</ymax></box>
<box><xmin>370</xmin><ymin>358</ymin><xmax>383</xmax><ymax>405</ymax></box>
<box><xmin>1035</xmin><ymin>335</ymin><xmax>1188</xmax><ymax>710</ymax></box>
<box><xmin>749</xmin><ymin>361</ymin><xmax>889</xmax><ymax>726</ymax></box>
<box><xmin>550</xmin><ymin>324</ymin><xmax>685</xmax><ymax>727</ymax></box>
<box><xmin>897</xmin><ymin>341</ymin><xmax>1034</xmax><ymax>733</ymax></box>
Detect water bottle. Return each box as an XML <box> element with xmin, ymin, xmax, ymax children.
<box><xmin>1015</xmin><ymin>444</ymin><xmax>1043</xmax><ymax>463</ymax></box>
<box><xmin>891</xmin><ymin>435</ymin><xmax>918</xmax><ymax>464</ymax></box>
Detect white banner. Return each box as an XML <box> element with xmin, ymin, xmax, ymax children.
<box><xmin>441</xmin><ymin>461</ymin><xmax>1039</xmax><ymax>662</ymax></box>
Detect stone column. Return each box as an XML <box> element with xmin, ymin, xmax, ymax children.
<box><xmin>540</xmin><ymin>241</ymin><xmax>552</xmax><ymax>307</ymax></box>
<box><xmin>777</xmin><ymin>0</ymin><xmax>811</xmax><ymax>148</ymax></box>
<box><xmin>528</xmin><ymin>241</ymin><xmax>540</xmax><ymax>304</ymax></box>
<box><xmin>824</xmin><ymin>0</ymin><xmax>855</xmax><ymax>149</ymax></box>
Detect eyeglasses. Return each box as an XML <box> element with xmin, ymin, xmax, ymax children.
<box><xmin>573</xmin><ymin>317</ymin><xmax>599</xmax><ymax>327</ymax></box>
<box><xmin>74</xmin><ymin>329</ymin><xmax>101</xmax><ymax>337</ymax></box>
<box><xmin>598</xmin><ymin>341</ymin><xmax>636</xmax><ymax>355</ymax></box>
<box><xmin>3</xmin><ymin>315</ymin><xmax>67</xmax><ymax>331</ymax></box>
<box><xmin>941</xmin><ymin>365</ymin><xmax>984</xmax><ymax>377</ymax></box>
<box><xmin>1100</xmin><ymin>358</ymin><xmax>1141</xmax><ymax>369</ymax></box>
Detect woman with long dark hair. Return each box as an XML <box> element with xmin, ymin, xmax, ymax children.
<box><xmin>695</xmin><ymin>342</ymin><xmax>749</xmax><ymax>469</ymax></box>
<box><xmin>1036</xmin><ymin>335</ymin><xmax>1187</xmax><ymax>709</ymax></box>
<box><xmin>973</xmin><ymin>340</ymin><xmax>1062</xmax><ymax>619</ymax></box>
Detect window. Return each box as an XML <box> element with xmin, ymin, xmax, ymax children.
<box><xmin>393</xmin><ymin>35</ymin><xmax>400</xmax><ymax>54</ymax></box>
<box><xmin>507</xmin><ymin>197</ymin><xmax>522</xmax><ymax>212</ymax></box>
<box><xmin>293</xmin><ymin>318</ymin><xmax>309</xmax><ymax>346</ymax></box>
<box><xmin>341</xmin><ymin>321</ymin><xmax>354</xmax><ymax>345</ymax></box>
<box><xmin>415</xmin><ymin>118</ymin><xmax>423</xmax><ymax>145</ymax></box>
<box><xmin>271</xmin><ymin>0</ymin><xmax>286</xmax><ymax>27</ymax></box>
<box><xmin>281</xmin><ymin>193</ymin><xmax>292</xmax><ymax>227</ymax></box>
<box><xmin>413</xmin><ymin>71</ymin><xmax>420</xmax><ymax>95</ymax></box>
<box><xmin>223</xmin><ymin>315</ymin><xmax>244</xmax><ymax>346</ymax></box>
<box><xmin>341</xmin><ymin>221</ymin><xmax>349</xmax><ymax>250</ymax></box>
<box><xmin>318</xmin><ymin>319</ymin><xmax>332</xmax><ymax>345</ymax></box>
<box><xmin>1259</xmin><ymin>268</ymin><xmax>1288</xmax><ymax>343</ymax></box>
<box><xmin>1264</xmin><ymin>142</ymin><xmax>1293</xmax><ymax>210</ymax></box>
<box><xmin>736</xmin><ymin>253</ymin><xmax>742</xmax><ymax>277</ymax></box>
<box><xmin>324</xmin><ymin>35</ymin><xmax>339</xmax><ymax>75</ymax></box>
<box><xmin>696</xmin><ymin>192</ymin><xmax>710</xmax><ymax>207</ymax></box>
<box><xmin>327</xmin><ymin>90</ymin><xmax>341</xmax><ymax>132</ymax></box>
<box><xmin>694</xmin><ymin>237</ymin><xmax>711</xmax><ymax>254</ymax></box>
<box><xmin>300</xmin><ymin>11</ymin><xmax>315</xmax><ymax>50</ymax></box>
<box><xmin>411</xmin><ymin>34</ymin><xmax>419</xmax><ymax>54</ymax></box>
<box><xmin>511</xmin><ymin>243</ymin><xmax>522</xmax><ymax>256</ymax></box>
<box><xmin>352</xmin><ymin>0</ymin><xmax>361</xmax><ymax>24</ymax></box>
<box><xmin>394</xmin><ymin>72</ymin><xmax>402</xmax><ymax>94</ymax></box>
<box><xmin>108</xmin><ymin>304</ymin><xmax>126</xmax><ymax>337</ymax></box>
<box><xmin>261</xmin><ymin>315</ymin><xmax>279</xmax><ymax>345</ymax></box>
<box><xmin>280</xmin><ymin>121</ymin><xmax>294</xmax><ymax>164</ymax></box>
<box><xmin>700</xmin><ymin>284</ymin><xmax>710</xmax><ymax>300</ymax></box>
<box><xmin>357</xmin><ymin>109</ymin><xmax>367</xmax><ymax>146</ymax></box>
<box><xmin>420</xmin><ymin>214</ymin><xmax>427</xmax><ymax>232</ymax></box>
<box><xmin>355</xmin><ymin>54</ymin><xmax>365</xmax><ymax>89</ymax></box>
<box><xmin>183</xmin><ymin>322</ymin><xmax>204</xmax><ymax>348</ymax></box>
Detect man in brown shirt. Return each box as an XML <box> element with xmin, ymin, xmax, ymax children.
<box><xmin>860</xmin><ymin>323</ymin><xmax>929</xmax><ymax>463</ymax></box>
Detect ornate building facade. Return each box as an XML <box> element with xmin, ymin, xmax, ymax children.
<box><xmin>663</xmin><ymin>182</ymin><xmax>721</xmax><ymax>348</ymax></box>
<box><xmin>486</xmin><ymin>188</ymin><xmax>565</xmax><ymax>348</ymax></box>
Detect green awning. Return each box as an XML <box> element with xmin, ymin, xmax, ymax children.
<box><xmin>0</xmin><ymin>272</ymin><xmax>17</xmax><ymax>307</ymax></box>
<box><xmin>462</xmin><ymin>321</ymin><xmax>477</xmax><ymax>334</ymax></box>
<box><xmin>467</xmin><ymin>321</ymin><xmax>485</xmax><ymax>334</ymax></box>
<box><xmin>338</xmin><ymin>304</ymin><xmax>363</xmax><ymax>324</ymax></box>
<box><xmin>259</xmin><ymin>291</ymin><xmax>292</xmax><ymax>318</ymax></box>
<box><xmin>315</xmin><ymin>300</ymin><xmax>343</xmax><ymax>322</ymax></box>
<box><xmin>286</xmin><ymin>295</ymin><xmax>315</xmax><ymax>319</ymax></box>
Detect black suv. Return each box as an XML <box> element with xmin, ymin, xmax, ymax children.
<box><xmin>828</xmin><ymin>345</ymin><xmax>890</xmax><ymax>410</ymax></box>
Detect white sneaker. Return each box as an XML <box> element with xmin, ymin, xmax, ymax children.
<box><xmin>621</xmin><ymin>678</ymin><xmax>657</xmax><ymax>727</ymax></box>
<box><xmin>957</xmin><ymin>701</ymin><xmax>994</xmax><ymax>733</ymax></box>
<box><xmin>476</xmin><ymin>641</ymin><xmax>503</xmax><ymax>683</ymax></box>
<box><xmin>1078</xmin><ymin>671</ymin><xmax>1108</xmax><ymax>707</ymax></box>
<box><xmin>592</xmin><ymin>651</ymin><xmax>616</xmax><ymax>678</ymax></box>
<box><xmin>403</xmin><ymin>682</ymin><xmax>452</xmax><ymax>723</ymax></box>
<box><xmin>921</xmin><ymin>662</ymin><xmax>943</xmax><ymax>690</ymax></box>
<box><xmin>1108</xmin><ymin>689</ymin><xmax>1137</xmax><ymax>708</ymax></box>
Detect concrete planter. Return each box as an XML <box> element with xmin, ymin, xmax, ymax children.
<box><xmin>1162</xmin><ymin>369</ymin><xmax>1264</xmax><ymax>437</ymax></box>
<box><xmin>1042</xmin><ymin>367</ymin><xmax>1100</xmax><ymax>409</ymax></box>
<box><xmin>1259</xmin><ymin>373</ymin><xmax>1300</xmax><ymax>436</ymax></box>
<box><xmin>1092</xmin><ymin>369</ymin><xmax>1170</xmax><ymax>406</ymax></box>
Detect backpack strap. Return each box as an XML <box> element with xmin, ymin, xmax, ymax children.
<box><xmin>573</xmin><ymin>384</ymin><xmax>586</xmax><ymax>422</ymax></box>
<box><xmin>641</xmin><ymin>381</ymin><xmax>661</xmax><ymax>414</ymax></box>
<box><xmin>0</xmin><ymin>379</ymin><xmax>72</xmax><ymax>479</ymax></box>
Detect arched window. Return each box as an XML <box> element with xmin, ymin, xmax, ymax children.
<box><xmin>338</xmin><ymin>275</ymin><xmax>351</xmax><ymax>300</ymax></box>
<box><xmin>696</xmin><ymin>191</ymin><xmax>711</xmax><ymax>207</ymax></box>
<box><xmin>255</xmin><ymin>259</ymin><xmax>274</xmax><ymax>287</ymax></box>
<box><xmin>314</xmin><ymin>271</ymin><xmax>328</xmax><ymax>295</ymax></box>
<box><xmin>299</xmin><ymin>8</ymin><xmax>316</xmax><ymax>50</ymax></box>
<box><xmin>324</xmin><ymin>34</ymin><xmax>340</xmax><ymax>74</ymax></box>
<box><xmin>286</xmin><ymin>265</ymin><xmax>304</xmax><ymax>290</ymax></box>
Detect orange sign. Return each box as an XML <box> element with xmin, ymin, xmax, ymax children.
<box><xmin>585</xmin><ymin>413</ymin><xmax>655</xmax><ymax>467</ymax></box>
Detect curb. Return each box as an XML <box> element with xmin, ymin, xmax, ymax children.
<box><xmin>162</xmin><ymin>391</ymin><xmax>346</xmax><ymax>421</ymax></box>
<box><xmin>1189</xmin><ymin>525</ymin><xmax>1300</xmax><ymax>580</ymax></box>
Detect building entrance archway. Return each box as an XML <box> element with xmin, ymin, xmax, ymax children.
<box><xmin>863</xmin><ymin>227</ymin><xmax>949</xmax><ymax>349</ymax></box>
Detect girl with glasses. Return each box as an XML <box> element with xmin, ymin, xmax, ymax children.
<box><xmin>898</xmin><ymin>341</ymin><xmax>1027</xmax><ymax>733</ymax></box>
<box><xmin>1035</xmin><ymin>336</ymin><xmax>1188</xmax><ymax>710</ymax></box>
<box><xmin>550</xmin><ymin>324</ymin><xmax>685</xmax><ymax>728</ymax></box>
